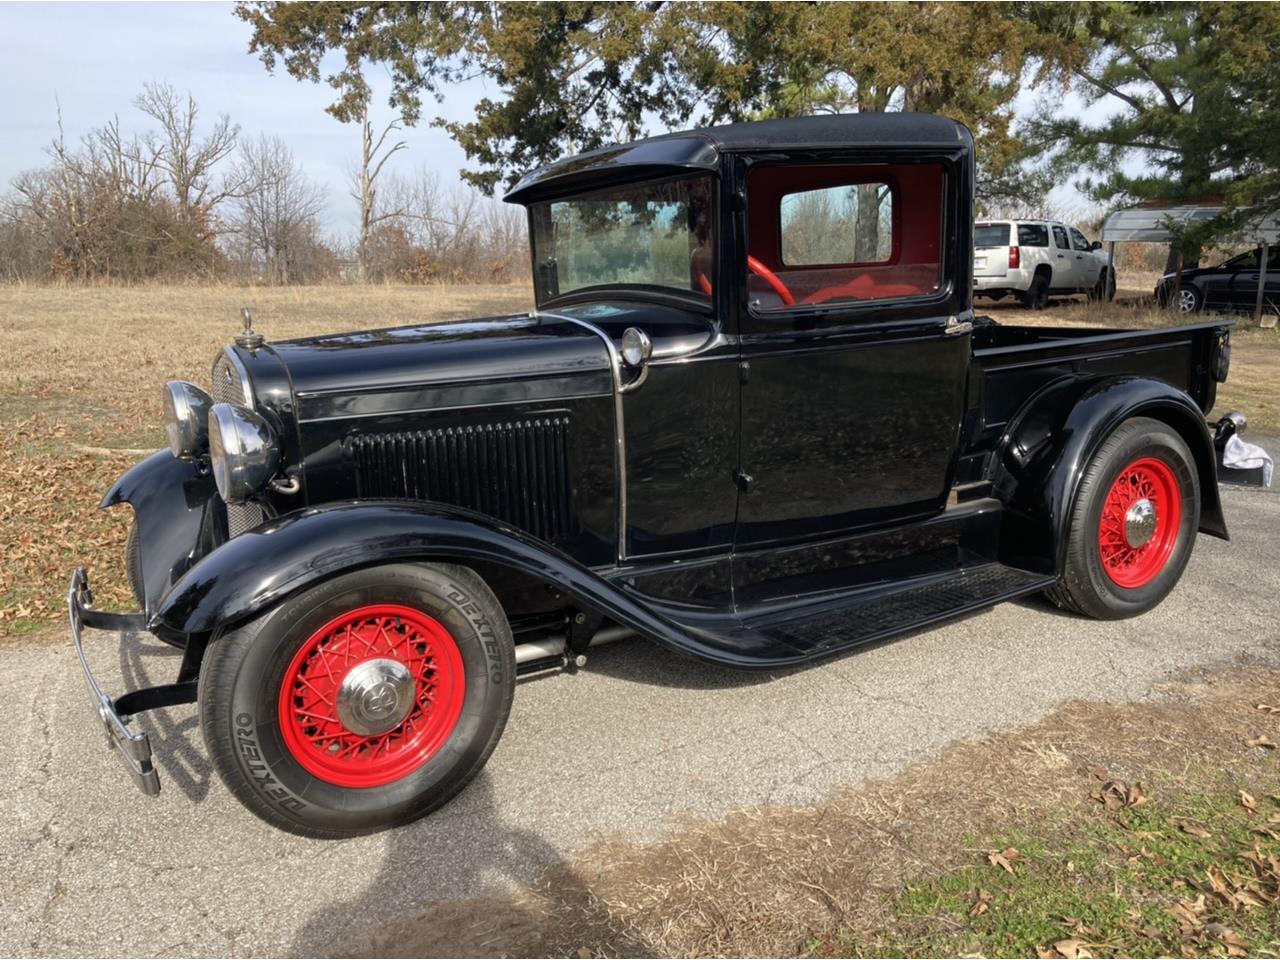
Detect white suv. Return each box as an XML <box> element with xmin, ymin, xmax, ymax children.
<box><xmin>974</xmin><ymin>220</ymin><xmax>1114</xmax><ymax>309</ymax></box>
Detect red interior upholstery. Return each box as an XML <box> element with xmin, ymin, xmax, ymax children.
<box><xmin>746</xmin><ymin>162</ymin><xmax>944</xmax><ymax>306</ymax></box>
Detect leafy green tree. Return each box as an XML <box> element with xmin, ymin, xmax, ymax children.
<box><xmin>1027</xmin><ymin>1</ymin><xmax>1280</xmax><ymax>266</ymax></box>
<box><xmin>234</xmin><ymin>1</ymin><xmax>1054</xmax><ymax>203</ymax></box>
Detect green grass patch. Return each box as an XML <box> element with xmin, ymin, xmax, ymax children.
<box><xmin>849</xmin><ymin>784</ymin><xmax>1280</xmax><ymax>958</ymax></box>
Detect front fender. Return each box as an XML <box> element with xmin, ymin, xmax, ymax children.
<box><xmin>149</xmin><ymin>500</ymin><xmax>734</xmax><ymax>663</ymax></box>
<box><xmin>101</xmin><ymin>451</ymin><xmax>221</xmax><ymax>616</ymax></box>
<box><xmin>998</xmin><ymin>376</ymin><xmax>1227</xmax><ymax>571</ymax></box>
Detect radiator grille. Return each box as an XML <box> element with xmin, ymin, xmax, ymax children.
<box><xmin>211</xmin><ymin>352</ymin><xmax>249</xmax><ymax>406</ymax></box>
<box><xmin>347</xmin><ymin>419</ymin><xmax>575</xmax><ymax>544</ymax></box>
<box><xmin>226</xmin><ymin>501</ymin><xmax>264</xmax><ymax>538</ymax></box>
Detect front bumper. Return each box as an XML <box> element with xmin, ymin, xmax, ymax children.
<box><xmin>67</xmin><ymin>567</ymin><xmax>197</xmax><ymax>796</ymax></box>
<box><xmin>973</xmin><ymin>268</ymin><xmax>1028</xmax><ymax>293</ymax></box>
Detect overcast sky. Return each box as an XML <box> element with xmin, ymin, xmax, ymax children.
<box><xmin>0</xmin><ymin>1</ymin><xmax>1099</xmax><ymax>236</ymax></box>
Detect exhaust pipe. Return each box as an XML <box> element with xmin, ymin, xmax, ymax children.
<box><xmin>514</xmin><ymin>625</ymin><xmax>634</xmax><ymax>666</ymax></box>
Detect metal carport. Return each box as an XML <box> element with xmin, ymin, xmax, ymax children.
<box><xmin>1100</xmin><ymin>203</ymin><xmax>1280</xmax><ymax>323</ymax></box>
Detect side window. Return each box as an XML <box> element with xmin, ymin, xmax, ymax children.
<box><xmin>746</xmin><ymin>162</ymin><xmax>945</xmax><ymax>311</ymax></box>
<box><xmin>1017</xmin><ymin>224</ymin><xmax>1049</xmax><ymax>247</ymax></box>
<box><xmin>1051</xmin><ymin>225</ymin><xmax>1070</xmax><ymax>250</ymax></box>
<box><xmin>780</xmin><ymin>184</ymin><xmax>893</xmax><ymax>265</ymax></box>
<box><xmin>1069</xmin><ymin>228</ymin><xmax>1091</xmax><ymax>252</ymax></box>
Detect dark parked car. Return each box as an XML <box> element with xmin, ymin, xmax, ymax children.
<box><xmin>71</xmin><ymin>113</ymin><xmax>1239</xmax><ymax>837</ymax></box>
<box><xmin>1156</xmin><ymin>244</ymin><xmax>1280</xmax><ymax>314</ymax></box>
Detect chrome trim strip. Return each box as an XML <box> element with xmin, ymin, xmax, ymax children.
<box><xmin>536</xmin><ymin>311</ymin><xmax>629</xmax><ymax>563</ymax></box>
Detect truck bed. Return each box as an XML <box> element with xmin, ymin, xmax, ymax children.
<box><xmin>969</xmin><ymin>317</ymin><xmax>1232</xmax><ymax>444</ymax></box>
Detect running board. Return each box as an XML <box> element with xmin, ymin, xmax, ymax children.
<box><xmin>703</xmin><ymin>563</ymin><xmax>1055</xmax><ymax>665</ymax></box>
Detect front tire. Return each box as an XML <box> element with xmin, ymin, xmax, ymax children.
<box><xmin>199</xmin><ymin>562</ymin><xmax>515</xmax><ymax>837</ymax></box>
<box><xmin>1021</xmin><ymin>271</ymin><xmax>1050</xmax><ymax>310</ymax></box>
<box><xmin>1089</xmin><ymin>268</ymin><xmax>1115</xmax><ymax>302</ymax></box>
<box><xmin>1046</xmin><ymin>418</ymin><xmax>1199</xmax><ymax>620</ymax></box>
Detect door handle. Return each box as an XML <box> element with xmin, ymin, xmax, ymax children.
<box><xmin>944</xmin><ymin>315</ymin><xmax>974</xmax><ymax>337</ymax></box>
<box><xmin>1057</xmin><ymin>253</ymin><xmax>1065</xmax><ymax>258</ymax></box>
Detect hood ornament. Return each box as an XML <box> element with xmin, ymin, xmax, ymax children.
<box><xmin>235</xmin><ymin>306</ymin><xmax>265</xmax><ymax>350</ymax></box>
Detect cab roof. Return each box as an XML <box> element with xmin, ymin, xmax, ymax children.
<box><xmin>504</xmin><ymin>112</ymin><xmax>971</xmax><ymax>205</ymax></box>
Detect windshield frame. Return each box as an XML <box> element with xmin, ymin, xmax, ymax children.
<box><xmin>527</xmin><ymin>173</ymin><xmax>718</xmax><ymax>310</ymax></box>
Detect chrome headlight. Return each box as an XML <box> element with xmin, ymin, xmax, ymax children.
<box><xmin>162</xmin><ymin>381</ymin><xmax>213</xmax><ymax>459</ymax></box>
<box><xmin>208</xmin><ymin>403</ymin><xmax>280</xmax><ymax>504</ymax></box>
<box><xmin>620</xmin><ymin>326</ymin><xmax>652</xmax><ymax>367</ymax></box>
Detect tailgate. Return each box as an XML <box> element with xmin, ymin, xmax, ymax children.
<box><xmin>974</xmin><ymin>223</ymin><xmax>1011</xmax><ymax>277</ymax></box>
<box><xmin>974</xmin><ymin>246</ymin><xmax>1009</xmax><ymax>277</ymax></box>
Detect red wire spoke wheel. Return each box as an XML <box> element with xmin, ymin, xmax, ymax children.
<box><xmin>278</xmin><ymin>603</ymin><xmax>466</xmax><ymax>788</ymax></box>
<box><xmin>1096</xmin><ymin>457</ymin><xmax>1182</xmax><ymax>589</ymax></box>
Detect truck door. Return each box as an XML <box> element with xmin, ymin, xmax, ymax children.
<box><xmin>1069</xmin><ymin>227</ymin><xmax>1101</xmax><ymax>290</ymax></box>
<box><xmin>1229</xmin><ymin>245</ymin><xmax>1280</xmax><ymax>312</ymax></box>
<box><xmin>1050</xmin><ymin>224</ymin><xmax>1077</xmax><ymax>290</ymax></box>
<box><xmin>733</xmin><ymin>158</ymin><xmax>970</xmax><ymax>549</ymax></box>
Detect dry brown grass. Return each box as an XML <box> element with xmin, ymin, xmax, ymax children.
<box><xmin>332</xmin><ymin>662</ymin><xmax>1280</xmax><ymax>958</ymax></box>
<box><xmin>0</xmin><ymin>283</ymin><xmax>532</xmax><ymax>637</ymax></box>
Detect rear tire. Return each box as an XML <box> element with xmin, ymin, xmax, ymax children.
<box><xmin>199</xmin><ymin>562</ymin><xmax>515</xmax><ymax>837</ymax></box>
<box><xmin>1046</xmin><ymin>418</ymin><xmax>1199</xmax><ymax>620</ymax></box>
<box><xmin>1178</xmin><ymin>285</ymin><xmax>1203</xmax><ymax>314</ymax></box>
<box><xmin>1021</xmin><ymin>271</ymin><xmax>1050</xmax><ymax>310</ymax></box>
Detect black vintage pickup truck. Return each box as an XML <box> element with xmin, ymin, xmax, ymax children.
<box><xmin>70</xmin><ymin>113</ymin><xmax>1238</xmax><ymax>837</ymax></box>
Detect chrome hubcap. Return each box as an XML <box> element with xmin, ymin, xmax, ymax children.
<box><xmin>335</xmin><ymin>658</ymin><xmax>415</xmax><ymax>736</ymax></box>
<box><xmin>1124</xmin><ymin>498</ymin><xmax>1157</xmax><ymax>548</ymax></box>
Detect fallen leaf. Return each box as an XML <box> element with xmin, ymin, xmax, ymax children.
<box><xmin>1240</xmin><ymin>790</ymin><xmax>1259</xmax><ymax>814</ymax></box>
<box><xmin>1088</xmin><ymin>765</ymin><xmax>1109</xmax><ymax>781</ymax></box>
<box><xmin>1246</xmin><ymin>734</ymin><xmax>1276</xmax><ymax>750</ymax></box>
<box><xmin>1176</xmin><ymin>819</ymin><xmax>1212</xmax><ymax>839</ymax></box>
<box><xmin>1206</xmin><ymin>866</ymin><xmax>1237</xmax><ymax>905</ymax></box>
<box><xmin>969</xmin><ymin>888</ymin><xmax>992</xmax><ymax>917</ymax></box>
<box><xmin>1205</xmin><ymin>923</ymin><xmax>1249</xmax><ymax>957</ymax></box>
<box><xmin>1094</xmin><ymin>779</ymin><xmax>1146</xmax><ymax>809</ymax></box>
<box><xmin>1053</xmin><ymin>937</ymin><xmax>1093</xmax><ymax>959</ymax></box>
<box><xmin>1257</xmin><ymin>703</ymin><xmax>1280</xmax><ymax>715</ymax></box>
<box><xmin>987</xmin><ymin>847</ymin><xmax>1021</xmax><ymax>874</ymax></box>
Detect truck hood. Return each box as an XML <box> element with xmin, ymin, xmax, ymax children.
<box><xmin>267</xmin><ymin>313</ymin><xmax>612</xmax><ymax>408</ymax></box>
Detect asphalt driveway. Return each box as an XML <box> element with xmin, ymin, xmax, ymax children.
<box><xmin>3</xmin><ymin>483</ymin><xmax>1278</xmax><ymax>957</ymax></box>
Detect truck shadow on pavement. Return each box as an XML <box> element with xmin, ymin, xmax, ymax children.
<box><xmin>287</xmin><ymin>774</ymin><xmax>652</xmax><ymax>958</ymax></box>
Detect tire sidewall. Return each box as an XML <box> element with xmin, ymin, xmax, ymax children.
<box><xmin>1024</xmin><ymin>273</ymin><xmax>1049</xmax><ymax>310</ymax></box>
<box><xmin>1074</xmin><ymin>424</ymin><xmax>1199</xmax><ymax>615</ymax></box>
<box><xmin>207</xmin><ymin>564</ymin><xmax>514</xmax><ymax>834</ymax></box>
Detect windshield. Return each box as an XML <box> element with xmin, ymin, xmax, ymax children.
<box><xmin>530</xmin><ymin>176</ymin><xmax>714</xmax><ymax>301</ymax></box>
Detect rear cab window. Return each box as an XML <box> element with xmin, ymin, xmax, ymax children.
<box><xmin>746</xmin><ymin>162</ymin><xmax>946</xmax><ymax>310</ymax></box>
<box><xmin>975</xmin><ymin>223</ymin><xmax>1010</xmax><ymax>247</ymax></box>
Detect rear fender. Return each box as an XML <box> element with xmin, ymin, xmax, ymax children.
<box><xmin>995</xmin><ymin>376</ymin><xmax>1226</xmax><ymax>571</ymax></box>
<box><xmin>101</xmin><ymin>451</ymin><xmax>222</xmax><ymax>616</ymax></box>
<box><xmin>150</xmin><ymin>500</ymin><xmax>726</xmax><ymax>661</ymax></box>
